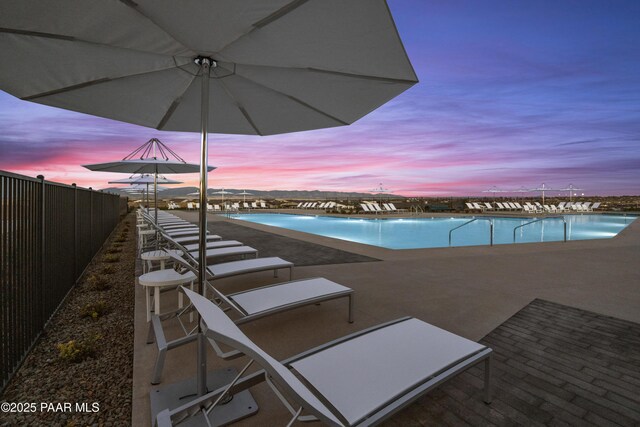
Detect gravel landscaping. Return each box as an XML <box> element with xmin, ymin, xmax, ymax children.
<box><xmin>1</xmin><ymin>213</ymin><xmax>136</xmax><ymax>427</ymax></box>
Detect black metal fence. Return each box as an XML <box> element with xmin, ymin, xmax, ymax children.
<box><xmin>0</xmin><ymin>170</ymin><xmax>126</xmax><ymax>392</ymax></box>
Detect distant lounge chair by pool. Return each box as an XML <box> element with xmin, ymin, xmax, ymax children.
<box><xmin>360</xmin><ymin>203</ymin><xmax>373</xmax><ymax>213</ymax></box>
<box><xmin>590</xmin><ymin>202</ymin><xmax>601</xmax><ymax>211</ymax></box>
<box><xmin>260</xmin><ymin>202</ymin><xmax>267</xmax><ymax>209</ymax></box>
<box><xmin>155</xmin><ymin>288</ymin><xmax>492</xmax><ymax>426</ymax></box>
<box><xmin>370</xmin><ymin>203</ymin><xmax>384</xmax><ymax>213</ymax></box>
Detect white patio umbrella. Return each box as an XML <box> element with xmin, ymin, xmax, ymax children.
<box><xmin>371</xmin><ymin>182</ymin><xmax>389</xmax><ymax>204</ymax></box>
<box><xmin>237</xmin><ymin>190</ymin><xmax>253</xmax><ymax>204</ymax></box>
<box><xmin>110</xmin><ymin>174</ymin><xmax>182</xmax><ymax>207</ymax></box>
<box><xmin>530</xmin><ymin>183</ymin><xmax>560</xmax><ymax>205</ymax></box>
<box><xmin>84</xmin><ymin>138</ymin><xmax>213</xmax><ymax>228</ymax></box>
<box><xmin>559</xmin><ymin>184</ymin><xmax>584</xmax><ymax>203</ymax></box>
<box><xmin>482</xmin><ymin>186</ymin><xmax>506</xmax><ymax>202</ymax></box>
<box><xmin>0</xmin><ymin>0</ymin><xmax>418</xmax><ymax>413</ymax></box>
<box><xmin>211</xmin><ymin>189</ymin><xmax>234</xmax><ymax>205</ymax></box>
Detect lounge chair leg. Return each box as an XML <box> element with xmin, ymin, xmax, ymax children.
<box><xmin>146</xmin><ymin>321</ymin><xmax>155</xmax><ymax>344</ymax></box>
<box><xmin>273</xmin><ymin>268</ymin><xmax>278</xmax><ymax>278</ymax></box>
<box><xmin>348</xmin><ymin>294</ymin><xmax>354</xmax><ymax>323</ymax></box>
<box><xmin>152</xmin><ymin>348</ymin><xmax>167</xmax><ymax>385</ymax></box>
<box><xmin>483</xmin><ymin>354</ymin><xmax>492</xmax><ymax>404</ymax></box>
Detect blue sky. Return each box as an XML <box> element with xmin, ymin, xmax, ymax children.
<box><xmin>1</xmin><ymin>0</ymin><xmax>639</xmax><ymax>195</ymax></box>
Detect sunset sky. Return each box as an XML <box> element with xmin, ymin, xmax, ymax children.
<box><xmin>1</xmin><ymin>1</ymin><xmax>639</xmax><ymax>196</ymax></box>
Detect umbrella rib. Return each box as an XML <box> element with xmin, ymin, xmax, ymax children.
<box><xmin>215</xmin><ymin>79</ymin><xmax>263</xmax><ymax>135</ymax></box>
<box><xmin>306</xmin><ymin>67</ymin><xmax>418</xmax><ymax>84</ymax></box>
<box><xmin>0</xmin><ymin>26</ymin><xmax>190</xmax><ymax>58</ymax></box>
<box><xmin>20</xmin><ymin>65</ymin><xmax>180</xmax><ymax>101</ymax></box>
<box><xmin>118</xmin><ymin>0</ymin><xmax>192</xmax><ymax>54</ymax></box>
<box><xmin>216</xmin><ymin>0</ymin><xmax>309</xmax><ymax>53</ymax></box>
<box><xmin>156</xmin><ymin>74</ymin><xmax>197</xmax><ymax>130</ymax></box>
<box><xmin>0</xmin><ymin>27</ymin><xmax>74</xmax><ymax>41</ymax></box>
<box><xmin>227</xmin><ymin>73</ymin><xmax>349</xmax><ymax>126</ymax></box>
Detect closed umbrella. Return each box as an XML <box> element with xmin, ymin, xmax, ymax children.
<box><xmin>1</xmin><ymin>0</ymin><xmax>418</xmax><ymax>417</ymax></box>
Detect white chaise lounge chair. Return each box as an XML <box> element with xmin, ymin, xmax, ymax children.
<box><xmin>155</xmin><ymin>288</ymin><xmax>492</xmax><ymax>427</ymax></box>
<box><xmin>188</xmin><ymin>246</ymin><xmax>259</xmax><ymax>262</ymax></box>
<box><xmin>148</xmin><ymin>254</ymin><xmax>352</xmax><ymax>385</ymax></box>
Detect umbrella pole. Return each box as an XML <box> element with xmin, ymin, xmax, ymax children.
<box><xmin>197</xmin><ymin>57</ymin><xmax>212</xmax><ymax>397</ymax></box>
<box><xmin>154</xmin><ymin>164</ymin><xmax>159</xmax><ymax>249</ymax></box>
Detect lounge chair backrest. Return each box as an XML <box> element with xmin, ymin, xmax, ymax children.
<box><xmin>388</xmin><ymin>203</ymin><xmax>397</xmax><ymax>210</ymax></box>
<box><xmin>485</xmin><ymin>203</ymin><xmax>492</xmax><ymax>209</ymax></box>
<box><xmin>260</xmin><ymin>202</ymin><xmax>267</xmax><ymax>208</ymax></box>
<box><xmin>514</xmin><ymin>203</ymin><xmax>523</xmax><ymax>209</ymax></box>
<box><xmin>182</xmin><ymin>288</ymin><xmax>344</xmax><ymax>426</ymax></box>
<box><xmin>495</xmin><ymin>202</ymin><xmax>504</xmax><ymax>209</ymax></box>
<box><xmin>466</xmin><ymin>203</ymin><xmax>475</xmax><ymax>210</ymax></box>
<box><xmin>360</xmin><ymin>203</ymin><xmax>371</xmax><ymax>212</ymax></box>
<box><xmin>591</xmin><ymin>202</ymin><xmax>600</xmax><ymax>209</ymax></box>
<box><xmin>251</xmin><ymin>202</ymin><xmax>258</xmax><ymax>208</ymax></box>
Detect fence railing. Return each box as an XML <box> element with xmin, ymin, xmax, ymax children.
<box><xmin>0</xmin><ymin>170</ymin><xmax>127</xmax><ymax>393</ymax></box>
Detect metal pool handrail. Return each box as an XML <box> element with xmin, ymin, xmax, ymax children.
<box><xmin>513</xmin><ymin>216</ymin><xmax>567</xmax><ymax>243</ymax></box>
<box><xmin>449</xmin><ymin>217</ymin><xmax>494</xmax><ymax>247</ymax></box>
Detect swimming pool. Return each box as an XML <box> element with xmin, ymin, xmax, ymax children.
<box><xmin>227</xmin><ymin>213</ymin><xmax>636</xmax><ymax>249</ymax></box>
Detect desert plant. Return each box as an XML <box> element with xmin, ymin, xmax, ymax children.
<box><xmin>103</xmin><ymin>254</ymin><xmax>120</xmax><ymax>263</ymax></box>
<box><xmin>101</xmin><ymin>265</ymin><xmax>116</xmax><ymax>275</ymax></box>
<box><xmin>80</xmin><ymin>301</ymin><xmax>110</xmax><ymax>319</ymax></box>
<box><xmin>86</xmin><ymin>274</ymin><xmax>110</xmax><ymax>291</ymax></box>
<box><xmin>114</xmin><ymin>237</ymin><xmax>126</xmax><ymax>243</ymax></box>
<box><xmin>56</xmin><ymin>334</ymin><xmax>101</xmax><ymax>363</ymax></box>
<box><xmin>105</xmin><ymin>247</ymin><xmax>122</xmax><ymax>254</ymax></box>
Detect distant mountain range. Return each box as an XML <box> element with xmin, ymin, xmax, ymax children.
<box><xmin>101</xmin><ymin>186</ymin><xmax>403</xmax><ymax>200</ymax></box>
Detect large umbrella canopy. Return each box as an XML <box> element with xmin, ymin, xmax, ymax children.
<box><xmin>0</xmin><ymin>1</ymin><xmax>417</xmax><ymax>135</ymax></box>
<box><xmin>0</xmin><ymin>0</ymin><xmax>417</xmax><ymax>410</ymax></box>
<box><xmin>110</xmin><ymin>173</ymin><xmax>182</xmax><ymax>206</ymax></box>
<box><xmin>108</xmin><ymin>173</ymin><xmax>183</xmax><ymax>185</ymax></box>
<box><xmin>84</xmin><ymin>138</ymin><xmax>214</xmax><ymax>222</ymax></box>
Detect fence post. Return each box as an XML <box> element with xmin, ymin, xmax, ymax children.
<box><xmin>89</xmin><ymin>187</ymin><xmax>93</xmax><ymax>253</ymax></box>
<box><xmin>101</xmin><ymin>190</ymin><xmax>105</xmax><ymax>241</ymax></box>
<box><xmin>72</xmin><ymin>183</ymin><xmax>78</xmax><ymax>280</ymax></box>
<box><xmin>37</xmin><ymin>175</ymin><xmax>45</xmax><ymax>325</ymax></box>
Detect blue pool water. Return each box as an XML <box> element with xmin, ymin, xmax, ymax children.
<box><xmin>227</xmin><ymin>213</ymin><xmax>636</xmax><ymax>249</ymax></box>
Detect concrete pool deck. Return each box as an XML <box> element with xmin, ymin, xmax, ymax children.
<box><xmin>132</xmin><ymin>210</ymin><xmax>640</xmax><ymax>426</ymax></box>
